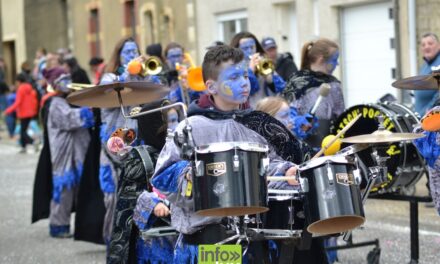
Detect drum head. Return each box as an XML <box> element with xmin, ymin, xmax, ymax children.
<box><xmin>307</xmin><ymin>215</ymin><xmax>365</xmax><ymax>235</ymax></box>
<box><xmin>332</xmin><ymin>103</ymin><xmax>423</xmax><ymax>193</ymax></box>
<box><xmin>196</xmin><ymin>206</ymin><xmax>269</xmax><ymax>217</ymax></box>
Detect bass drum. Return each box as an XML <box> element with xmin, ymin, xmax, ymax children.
<box><xmin>332</xmin><ymin>102</ymin><xmax>425</xmax><ymax>194</ymax></box>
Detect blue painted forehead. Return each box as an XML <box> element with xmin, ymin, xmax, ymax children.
<box><xmin>218</xmin><ymin>60</ymin><xmax>248</xmax><ymax>78</ymax></box>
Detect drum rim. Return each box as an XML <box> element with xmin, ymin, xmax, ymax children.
<box><xmin>299</xmin><ymin>155</ymin><xmax>353</xmax><ymax>171</ymax></box>
<box><xmin>195</xmin><ymin>141</ymin><xmax>269</xmax><ymax>153</ymax></box>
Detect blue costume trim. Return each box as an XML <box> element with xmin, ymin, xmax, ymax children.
<box><xmin>151</xmin><ymin>161</ymin><xmax>189</xmax><ymax>193</ymax></box>
<box><xmin>99</xmin><ymin>164</ymin><xmax>116</xmax><ymax>194</ymax></box>
<box><xmin>80</xmin><ymin>107</ymin><xmax>95</xmax><ymax>128</ymax></box>
<box><xmin>137</xmin><ymin>237</ymin><xmax>175</xmax><ymax>264</ymax></box>
<box><xmin>100</xmin><ymin>123</ymin><xmax>110</xmax><ymax>144</ymax></box>
<box><xmin>272</xmin><ymin>74</ymin><xmax>286</xmax><ymax>93</ymax></box>
<box><xmin>174</xmin><ymin>242</ymin><xmax>199</xmax><ymax>264</ymax></box>
<box><xmin>52</xmin><ymin>164</ymin><xmax>83</xmax><ymax>203</ymax></box>
<box><xmin>413</xmin><ymin>131</ymin><xmax>440</xmax><ymax>168</ymax></box>
<box><xmin>168</xmin><ymin>86</ymin><xmax>183</xmax><ymax>103</ymax></box>
<box><xmin>248</xmin><ymin>69</ymin><xmax>260</xmax><ymax>95</ymax></box>
<box><xmin>49</xmin><ymin>224</ymin><xmax>70</xmax><ymax>236</ymax></box>
<box><xmin>134</xmin><ymin>196</ymin><xmax>161</xmax><ymax>231</ymax></box>
<box><xmin>268</xmin><ymin>240</ymin><xmax>279</xmax><ymax>262</ymax></box>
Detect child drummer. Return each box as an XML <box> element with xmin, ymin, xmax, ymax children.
<box><xmin>151</xmin><ymin>45</ymin><xmax>304</xmax><ymax>263</ymax></box>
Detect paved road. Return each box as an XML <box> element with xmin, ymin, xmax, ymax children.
<box><xmin>0</xmin><ymin>138</ymin><xmax>105</xmax><ymax>264</ymax></box>
<box><xmin>0</xmin><ymin>135</ymin><xmax>439</xmax><ymax>263</ymax></box>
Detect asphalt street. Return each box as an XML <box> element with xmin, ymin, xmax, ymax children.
<box><xmin>0</xmin><ymin>135</ymin><xmax>439</xmax><ymax>263</ymax></box>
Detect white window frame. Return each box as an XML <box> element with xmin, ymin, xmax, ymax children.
<box><xmin>216</xmin><ymin>10</ymin><xmax>248</xmax><ymax>42</ymax></box>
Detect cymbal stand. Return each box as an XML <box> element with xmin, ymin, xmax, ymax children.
<box><xmin>343</xmin><ymin>148</ymin><xmax>388</xmax><ymax>242</ymax></box>
<box><xmin>117</xmin><ymin>93</ymin><xmax>195</xmax><ymax>159</ymax></box>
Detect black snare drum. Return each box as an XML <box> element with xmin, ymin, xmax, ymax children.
<box><xmin>193</xmin><ymin>142</ymin><xmax>269</xmax><ymax>217</ymax></box>
<box><xmin>299</xmin><ymin>156</ymin><xmax>365</xmax><ymax>235</ymax></box>
<box><xmin>333</xmin><ymin>102</ymin><xmax>425</xmax><ymax>193</ymax></box>
<box><xmin>265</xmin><ymin>189</ymin><xmax>305</xmax><ymax>231</ymax></box>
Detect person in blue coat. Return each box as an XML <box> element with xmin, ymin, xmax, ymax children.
<box><xmin>415</xmin><ymin>33</ymin><xmax>440</xmax><ymax>116</ymax></box>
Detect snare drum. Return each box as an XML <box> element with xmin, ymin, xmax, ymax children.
<box><xmin>299</xmin><ymin>156</ymin><xmax>365</xmax><ymax>235</ymax></box>
<box><xmin>193</xmin><ymin>142</ymin><xmax>269</xmax><ymax>217</ymax></box>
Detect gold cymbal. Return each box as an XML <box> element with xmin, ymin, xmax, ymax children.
<box><xmin>340</xmin><ymin>129</ymin><xmax>425</xmax><ymax>144</ymax></box>
<box><xmin>392</xmin><ymin>72</ymin><xmax>440</xmax><ymax>90</ymax></box>
<box><xmin>66</xmin><ymin>81</ymin><xmax>170</xmax><ymax>108</ymax></box>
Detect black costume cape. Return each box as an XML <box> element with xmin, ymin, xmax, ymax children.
<box><xmin>31</xmin><ymin>103</ymin><xmax>105</xmax><ymax>244</ymax></box>
<box><xmin>74</xmin><ymin>108</ymin><xmax>106</xmax><ymax>244</ymax></box>
<box><xmin>31</xmin><ymin>97</ymin><xmax>54</xmax><ymax>223</ymax></box>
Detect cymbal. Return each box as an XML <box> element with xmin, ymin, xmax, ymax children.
<box><xmin>340</xmin><ymin>129</ymin><xmax>425</xmax><ymax>144</ymax></box>
<box><xmin>66</xmin><ymin>81</ymin><xmax>170</xmax><ymax>108</ymax></box>
<box><xmin>392</xmin><ymin>72</ymin><xmax>440</xmax><ymax>90</ymax></box>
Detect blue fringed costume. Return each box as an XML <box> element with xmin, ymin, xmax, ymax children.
<box><xmin>47</xmin><ymin>96</ymin><xmax>94</xmax><ymax>236</ymax></box>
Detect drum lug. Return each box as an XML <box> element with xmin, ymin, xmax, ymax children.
<box><xmin>260</xmin><ymin>157</ymin><xmax>269</xmax><ymax>176</ymax></box>
<box><xmin>353</xmin><ymin>168</ymin><xmax>362</xmax><ymax>185</ymax></box>
<box><xmin>327</xmin><ymin>164</ymin><xmax>334</xmax><ymax>184</ymax></box>
<box><xmin>195</xmin><ymin>160</ymin><xmax>204</xmax><ymax>177</ymax></box>
<box><xmin>299</xmin><ymin>177</ymin><xmax>309</xmax><ymax>193</ymax></box>
<box><xmin>233</xmin><ymin>154</ymin><xmax>240</xmax><ymax>172</ymax></box>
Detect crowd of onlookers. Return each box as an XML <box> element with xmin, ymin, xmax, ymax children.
<box><xmin>0</xmin><ymin>48</ymin><xmax>106</xmax><ymax>153</ymax></box>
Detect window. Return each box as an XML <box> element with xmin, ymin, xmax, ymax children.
<box><xmin>89</xmin><ymin>8</ymin><xmax>101</xmax><ymax>57</ymax></box>
<box><xmin>144</xmin><ymin>11</ymin><xmax>155</xmax><ymax>45</ymax></box>
<box><xmin>124</xmin><ymin>0</ymin><xmax>136</xmax><ymax>38</ymax></box>
<box><xmin>217</xmin><ymin>11</ymin><xmax>247</xmax><ymax>44</ymax></box>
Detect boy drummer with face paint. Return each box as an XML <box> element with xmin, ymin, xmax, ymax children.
<box><xmin>151</xmin><ymin>45</ymin><xmax>307</xmax><ymax>263</ymax></box>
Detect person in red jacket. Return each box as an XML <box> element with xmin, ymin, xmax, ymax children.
<box><xmin>4</xmin><ymin>73</ymin><xmax>38</xmax><ymax>153</ymax></box>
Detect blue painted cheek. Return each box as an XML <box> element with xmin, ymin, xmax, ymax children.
<box><xmin>222</xmin><ymin>79</ymin><xmax>249</xmax><ymax>102</ymax></box>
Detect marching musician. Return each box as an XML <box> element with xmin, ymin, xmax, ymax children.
<box><xmin>108</xmin><ymin>99</ymin><xmax>178</xmax><ymax>264</ymax></box>
<box><xmin>282</xmin><ymin>38</ymin><xmax>345</xmax><ymax>148</ymax></box>
<box><xmin>261</xmin><ymin>37</ymin><xmax>298</xmax><ymax>82</ymax></box>
<box><xmin>151</xmin><ymin>45</ymin><xmax>306</xmax><ymax>263</ymax></box>
<box><xmin>163</xmin><ymin>42</ymin><xmax>202</xmax><ymax>104</ymax></box>
<box><xmin>38</xmin><ymin>69</ymin><xmax>94</xmax><ymax>238</ymax></box>
<box><xmin>230</xmin><ymin>32</ymin><xmax>286</xmax><ymax>107</ymax></box>
<box><xmin>99</xmin><ymin>37</ymin><xmax>141</xmax><ymax>246</ymax></box>
<box><xmin>414</xmin><ymin>99</ymin><xmax>440</xmax><ymax>215</ymax></box>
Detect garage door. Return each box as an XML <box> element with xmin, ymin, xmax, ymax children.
<box><xmin>341</xmin><ymin>1</ymin><xmax>396</xmax><ymax>107</ymax></box>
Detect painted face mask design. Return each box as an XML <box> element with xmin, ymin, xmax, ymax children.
<box><xmin>120</xmin><ymin>41</ymin><xmax>139</xmax><ymax>67</ymax></box>
<box><xmin>239</xmin><ymin>39</ymin><xmax>256</xmax><ymax>60</ymax></box>
<box><xmin>215</xmin><ymin>62</ymin><xmax>250</xmax><ymax>104</ymax></box>
<box><xmin>167</xmin><ymin>110</ymin><xmax>179</xmax><ymax>132</ymax></box>
<box><xmin>167</xmin><ymin>48</ymin><xmax>184</xmax><ymax>69</ymax></box>
<box><xmin>326</xmin><ymin>51</ymin><xmax>339</xmax><ymax>74</ymax></box>
<box><xmin>275</xmin><ymin>105</ymin><xmax>294</xmax><ymax>130</ymax></box>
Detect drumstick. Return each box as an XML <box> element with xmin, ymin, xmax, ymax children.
<box><xmin>266</xmin><ymin>176</ymin><xmax>298</xmax><ymax>181</ymax></box>
<box><xmin>312</xmin><ymin>113</ymin><xmax>362</xmax><ymax>160</ymax></box>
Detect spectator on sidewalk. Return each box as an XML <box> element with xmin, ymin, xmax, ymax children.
<box><xmin>4</xmin><ymin>74</ymin><xmax>38</xmax><ymax>153</ymax></box>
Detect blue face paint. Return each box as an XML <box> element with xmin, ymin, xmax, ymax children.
<box><xmin>239</xmin><ymin>38</ymin><xmax>256</xmax><ymax>60</ymax></box>
<box><xmin>120</xmin><ymin>41</ymin><xmax>139</xmax><ymax>67</ymax></box>
<box><xmin>216</xmin><ymin>62</ymin><xmax>250</xmax><ymax>104</ymax></box>
<box><xmin>166</xmin><ymin>48</ymin><xmax>184</xmax><ymax>69</ymax></box>
<box><xmin>275</xmin><ymin>105</ymin><xmax>293</xmax><ymax>130</ymax></box>
<box><xmin>167</xmin><ymin>110</ymin><xmax>179</xmax><ymax>132</ymax></box>
<box><xmin>326</xmin><ymin>51</ymin><xmax>339</xmax><ymax>74</ymax></box>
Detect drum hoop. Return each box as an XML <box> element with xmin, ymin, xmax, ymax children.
<box><xmin>299</xmin><ymin>155</ymin><xmax>353</xmax><ymax>171</ymax></box>
<box><xmin>267</xmin><ymin>189</ymin><xmax>300</xmax><ymax>195</ymax></box>
<box><xmin>195</xmin><ymin>141</ymin><xmax>269</xmax><ymax>153</ymax></box>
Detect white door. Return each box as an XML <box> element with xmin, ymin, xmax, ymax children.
<box><xmin>341</xmin><ymin>1</ymin><xmax>396</xmax><ymax>107</ymax></box>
